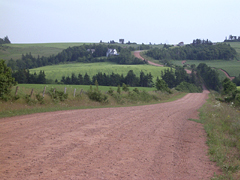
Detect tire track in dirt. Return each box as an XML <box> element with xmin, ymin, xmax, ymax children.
<box><xmin>0</xmin><ymin>91</ymin><xmax>220</xmax><ymax>179</ymax></box>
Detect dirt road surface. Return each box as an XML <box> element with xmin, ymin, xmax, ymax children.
<box><xmin>219</xmin><ymin>69</ymin><xmax>235</xmax><ymax>80</ymax></box>
<box><xmin>0</xmin><ymin>90</ymin><xmax>220</xmax><ymax>179</ymax></box>
<box><xmin>134</xmin><ymin>51</ymin><xmax>163</xmax><ymax>67</ymax></box>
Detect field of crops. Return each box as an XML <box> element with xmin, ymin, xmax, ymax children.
<box><xmin>29</xmin><ymin>62</ymin><xmax>169</xmax><ymax>82</ymax></box>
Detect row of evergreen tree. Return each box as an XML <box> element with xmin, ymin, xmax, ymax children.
<box><xmin>7</xmin><ymin>44</ymin><xmax>145</xmax><ymax>71</ymax></box>
<box><xmin>11</xmin><ymin>69</ymin><xmax>153</xmax><ymax>87</ymax></box>
<box><xmin>60</xmin><ymin>70</ymin><xmax>153</xmax><ymax>87</ymax></box>
<box><xmin>146</xmin><ymin>40</ymin><xmax>237</xmax><ymax>60</ymax></box>
<box><xmin>12</xmin><ymin>70</ymin><xmax>46</xmax><ymax>84</ymax></box>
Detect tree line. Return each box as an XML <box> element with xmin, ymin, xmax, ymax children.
<box><xmin>12</xmin><ymin>70</ymin><xmax>47</xmax><ymax>84</ymax></box>
<box><xmin>224</xmin><ymin>35</ymin><xmax>240</xmax><ymax>42</ymax></box>
<box><xmin>0</xmin><ymin>36</ymin><xmax>11</xmax><ymax>44</ymax></box>
<box><xmin>60</xmin><ymin>70</ymin><xmax>153</xmax><ymax>87</ymax></box>
<box><xmin>146</xmin><ymin>40</ymin><xmax>237</xmax><ymax>60</ymax></box>
<box><xmin>196</xmin><ymin>63</ymin><xmax>221</xmax><ymax>91</ymax></box>
<box><xmin>159</xmin><ymin>64</ymin><xmax>221</xmax><ymax>92</ymax></box>
<box><xmin>7</xmin><ymin>44</ymin><xmax>146</xmax><ymax>71</ymax></box>
<box><xmin>11</xmin><ymin>63</ymin><xmax>221</xmax><ymax>93</ymax></box>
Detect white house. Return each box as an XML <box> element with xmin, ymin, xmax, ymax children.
<box><xmin>106</xmin><ymin>49</ymin><xmax>118</xmax><ymax>57</ymax></box>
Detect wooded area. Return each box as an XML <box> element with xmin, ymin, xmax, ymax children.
<box><xmin>146</xmin><ymin>39</ymin><xmax>237</xmax><ymax>60</ymax></box>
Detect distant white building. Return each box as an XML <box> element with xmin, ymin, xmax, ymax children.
<box><xmin>106</xmin><ymin>49</ymin><xmax>118</xmax><ymax>57</ymax></box>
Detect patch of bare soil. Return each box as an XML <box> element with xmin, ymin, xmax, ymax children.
<box><xmin>0</xmin><ymin>91</ymin><xmax>220</xmax><ymax>179</ymax></box>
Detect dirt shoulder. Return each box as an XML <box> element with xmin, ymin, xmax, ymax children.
<box><xmin>0</xmin><ymin>91</ymin><xmax>220</xmax><ymax>179</ymax></box>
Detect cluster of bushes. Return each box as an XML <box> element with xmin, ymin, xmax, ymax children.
<box><xmin>216</xmin><ymin>78</ymin><xmax>240</xmax><ymax>106</ymax></box>
<box><xmin>146</xmin><ymin>40</ymin><xmax>237</xmax><ymax>60</ymax></box>
<box><xmin>86</xmin><ymin>82</ymin><xmax>160</xmax><ymax>104</ymax></box>
<box><xmin>175</xmin><ymin>82</ymin><xmax>202</xmax><ymax>93</ymax></box>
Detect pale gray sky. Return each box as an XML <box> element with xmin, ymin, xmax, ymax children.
<box><xmin>1</xmin><ymin>0</ymin><xmax>239</xmax><ymax>44</ymax></box>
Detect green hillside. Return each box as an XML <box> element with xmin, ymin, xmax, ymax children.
<box><xmin>29</xmin><ymin>62</ymin><xmax>169</xmax><ymax>82</ymax></box>
<box><xmin>0</xmin><ymin>42</ymin><xmax>164</xmax><ymax>61</ymax></box>
<box><xmin>0</xmin><ymin>43</ymin><xmax>88</xmax><ymax>60</ymax></box>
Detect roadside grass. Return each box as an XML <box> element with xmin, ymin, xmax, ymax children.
<box><xmin>195</xmin><ymin>92</ymin><xmax>240</xmax><ymax>179</ymax></box>
<box><xmin>0</xmin><ymin>43</ymin><xmax>90</xmax><ymax>60</ymax></box>
<box><xmin>0</xmin><ymin>84</ymin><xmax>185</xmax><ymax>118</ymax></box>
<box><xmin>29</xmin><ymin>62</ymin><xmax>170</xmax><ymax>82</ymax></box>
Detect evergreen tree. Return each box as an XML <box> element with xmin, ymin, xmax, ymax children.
<box><xmin>83</xmin><ymin>73</ymin><xmax>91</xmax><ymax>85</ymax></box>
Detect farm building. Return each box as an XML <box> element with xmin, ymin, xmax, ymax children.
<box><xmin>106</xmin><ymin>49</ymin><xmax>118</xmax><ymax>57</ymax></box>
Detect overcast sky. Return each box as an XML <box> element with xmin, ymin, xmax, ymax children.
<box><xmin>1</xmin><ymin>0</ymin><xmax>239</xmax><ymax>44</ymax></box>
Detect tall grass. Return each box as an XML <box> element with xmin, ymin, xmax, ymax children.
<box><xmin>198</xmin><ymin>92</ymin><xmax>240</xmax><ymax>179</ymax></box>
<box><xmin>0</xmin><ymin>84</ymin><xmax>185</xmax><ymax>118</ymax></box>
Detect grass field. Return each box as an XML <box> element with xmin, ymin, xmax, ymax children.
<box><xmin>0</xmin><ymin>42</ymin><xmax>164</xmax><ymax>61</ymax></box>
<box><xmin>29</xmin><ymin>62</ymin><xmax>169</xmax><ymax>82</ymax></box>
<box><xmin>171</xmin><ymin>60</ymin><xmax>240</xmax><ymax>77</ymax></box>
<box><xmin>228</xmin><ymin>42</ymin><xmax>240</xmax><ymax>58</ymax></box>
<box><xmin>0</xmin><ymin>43</ymin><xmax>89</xmax><ymax>61</ymax></box>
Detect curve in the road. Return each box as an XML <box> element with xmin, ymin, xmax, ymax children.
<box><xmin>134</xmin><ymin>50</ymin><xmax>163</xmax><ymax>67</ymax></box>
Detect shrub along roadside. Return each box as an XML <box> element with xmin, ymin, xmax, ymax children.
<box><xmin>0</xmin><ymin>84</ymin><xmax>185</xmax><ymax>118</ymax></box>
<box><xmin>197</xmin><ymin>92</ymin><xmax>240</xmax><ymax>179</ymax></box>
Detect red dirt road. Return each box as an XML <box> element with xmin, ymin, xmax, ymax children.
<box><xmin>0</xmin><ymin>91</ymin><xmax>220</xmax><ymax>179</ymax></box>
<box><xmin>219</xmin><ymin>69</ymin><xmax>235</xmax><ymax>80</ymax></box>
<box><xmin>134</xmin><ymin>51</ymin><xmax>163</xmax><ymax>67</ymax></box>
